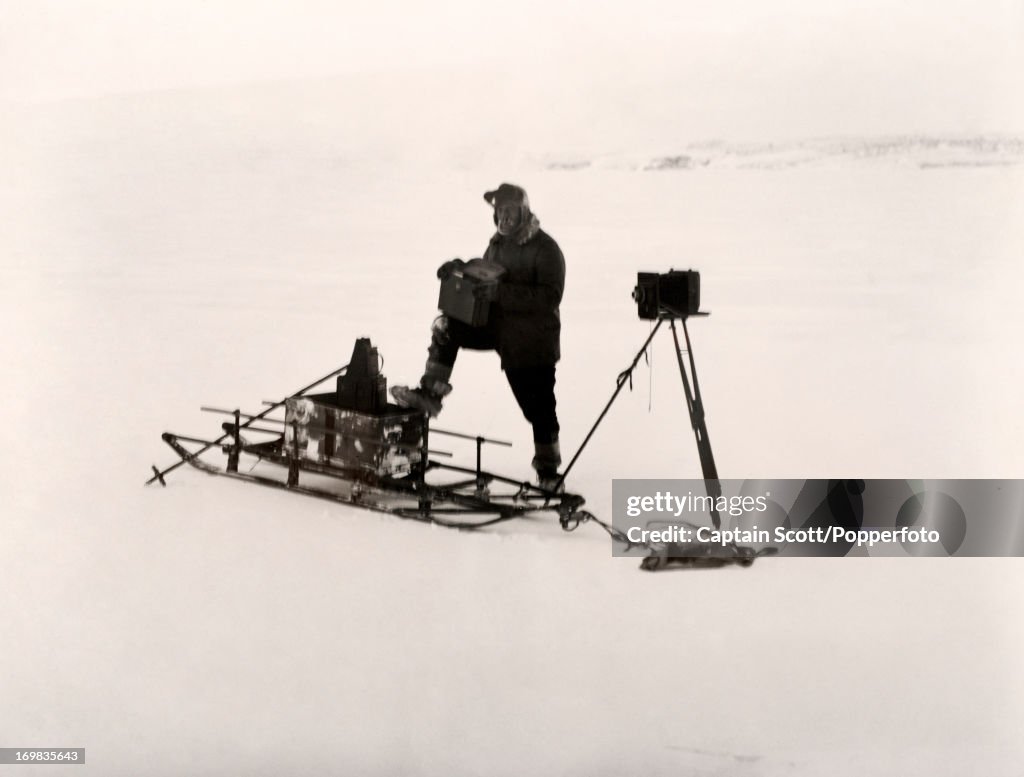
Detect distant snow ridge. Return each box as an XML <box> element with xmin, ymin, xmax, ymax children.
<box><xmin>538</xmin><ymin>136</ymin><xmax>1024</xmax><ymax>171</ymax></box>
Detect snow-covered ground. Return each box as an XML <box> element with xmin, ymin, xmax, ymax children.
<box><xmin>3</xmin><ymin>86</ymin><xmax>1024</xmax><ymax>775</ymax></box>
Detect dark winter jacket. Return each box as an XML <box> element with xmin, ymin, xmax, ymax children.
<box><xmin>484</xmin><ymin>226</ymin><xmax>565</xmax><ymax>368</ymax></box>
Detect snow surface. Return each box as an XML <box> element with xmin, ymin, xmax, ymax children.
<box><xmin>2</xmin><ymin>86</ymin><xmax>1024</xmax><ymax>776</ymax></box>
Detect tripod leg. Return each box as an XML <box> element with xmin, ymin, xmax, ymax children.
<box><xmin>670</xmin><ymin>318</ymin><xmax>722</xmax><ymax>528</ymax></box>
<box><xmin>553</xmin><ymin>319</ymin><xmax>664</xmax><ymax>491</ymax></box>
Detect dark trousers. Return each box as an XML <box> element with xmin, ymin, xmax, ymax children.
<box><xmin>428</xmin><ymin>317</ymin><xmax>560</xmax><ymax>445</ymax></box>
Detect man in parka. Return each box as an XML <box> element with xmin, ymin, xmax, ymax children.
<box><xmin>391</xmin><ymin>183</ymin><xmax>565</xmax><ymax>490</ymax></box>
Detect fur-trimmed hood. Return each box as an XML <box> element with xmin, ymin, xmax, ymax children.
<box><xmin>484</xmin><ymin>182</ymin><xmax>541</xmax><ymax>245</ymax></box>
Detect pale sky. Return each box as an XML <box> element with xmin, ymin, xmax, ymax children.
<box><xmin>2</xmin><ymin>0</ymin><xmax>1023</xmax><ymax>135</ymax></box>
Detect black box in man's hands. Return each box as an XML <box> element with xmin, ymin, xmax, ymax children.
<box><xmin>438</xmin><ymin>259</ymin><xmax>506</xmax><ymax>326</ymax></box>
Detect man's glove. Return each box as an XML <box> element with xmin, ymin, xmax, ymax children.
<box><xmin>437</xmin><ymin>258</ymin><xmax>465</xmax><ymax>280</ymax></box>
<box><xmin>472</xmin><ymin>281</ymin><xmax>499</xmax><ymax>302</ymax></box>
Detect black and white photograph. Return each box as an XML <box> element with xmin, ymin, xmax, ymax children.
<box><xmin>3</xmin><ymin>1</ymin><xmax>1023</xmax><ymax>774</ymax></box>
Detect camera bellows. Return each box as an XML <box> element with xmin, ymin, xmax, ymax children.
<box><xmin>633</xmin><ymin>270</ymin><xmax>701</xmax><ymax>319</ymax></box>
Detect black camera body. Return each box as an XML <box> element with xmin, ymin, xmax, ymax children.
<box><xmin>632</xmin><ymin>269</ymin><xmax>701</xmax><ymax>319</ymax></box>
<box><xmin>438</xmin><ymin>259</ymin><xmax>506</xmax><ymax>327</ymax></box>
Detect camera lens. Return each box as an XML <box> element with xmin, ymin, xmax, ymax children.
<box><xmin>632</xmin><ymin>286</ymin><xmax>645</xmax><ymax>303</ymax></box>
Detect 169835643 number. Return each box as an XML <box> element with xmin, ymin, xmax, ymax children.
<box><xmin>2</xmin><ymin>749</ymin><xmax>84</xmax><ymax>764</ymax></box>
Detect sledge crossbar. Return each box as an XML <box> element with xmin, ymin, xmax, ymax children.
<box><xmin>146</xmin><ymin>363</ymin><xmax>349</xmax><ymax>485</ymax></box>
<box><xmin>430</xmin><ymin>428</ymin><xmax>513</xmax><ymax>447</ymax></box>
